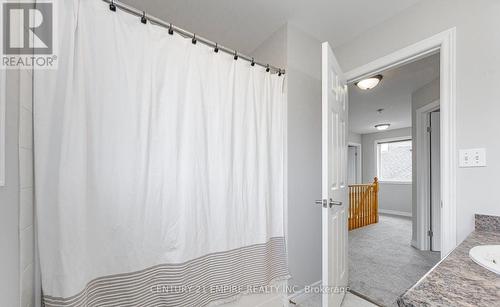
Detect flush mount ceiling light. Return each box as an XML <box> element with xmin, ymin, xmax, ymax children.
<box><xmin>356</xmin><ymin>74</ymin><xmax>383</xmax><ymax>90</ymax></box>
<box><xmin>375</xmin><ymin>123</ymin><xmax>391</xmax><ymax>131</ymax></box>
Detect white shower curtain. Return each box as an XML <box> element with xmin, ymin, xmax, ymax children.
<box><xmin>34</xmin><ymin>1</ymin><xmax>288</xmax><ymax>306</ymax></box>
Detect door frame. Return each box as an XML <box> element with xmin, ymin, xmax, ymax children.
<box><xmin>347</xmin><ymin>142</ymin><xmax>362</xmax><ymax>184</ymax></box>
<box><xmin>415</xmin><ymin>100</ymin><xmax>440</xmax><ymax>251</ymax></box>
<box><xmin>344</xmin><ymin>28</ymin><xmax>456</xmax><ymax>258</ymax></box>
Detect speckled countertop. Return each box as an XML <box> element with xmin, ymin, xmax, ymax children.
<box><xmin>398</xmin><ymin>215</ymin><xmax>500</xmax><ymax>307</ymax></box>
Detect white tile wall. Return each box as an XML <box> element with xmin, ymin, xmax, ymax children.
<box><xmin>19</xmin><ymin>68</ymin><xmax>35</xmax><ymax>307</ymax></box>
<box><xmin>19</xmin><ymin>148</ymin><xmax>33</xmax><ymax>189</ymax></box>
<box><xmin>20</xmin><ymin>225</ymin><xmax>34</xmax><ymax>271</ymax></box>
<box><xmin>12</xmin><ymin>1</ymin><xmax>37</xmax><ymax>305</ymax></box>
<box><xmin>19</xmin><ymin>108</ymin><xmax>32</xmax><ymax>149</ymax></box>
<box><xmin>19</xmin><ymin>189</ymin><xmax>33</xmax><ymax>230</ymax></box>
<box><xmin>19</xmin><ymin>71</ymin><xmax>33</xmax><ymax>112</ymax></box>
<box><xmin>20</xmin><ymin>264</ymin><xmax>34</xmax><ymax>307</ymax></box>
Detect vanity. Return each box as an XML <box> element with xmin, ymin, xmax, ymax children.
<box><xmin>398</xmin><ymin>214</ymin><xmax>500</xmax><ymax>307</ymax></box>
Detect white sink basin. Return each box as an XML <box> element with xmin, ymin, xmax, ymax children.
<box><xmin>469</xmin><ymin>245</ymin><xmax>500</xmax><ymax>275</ymax></box>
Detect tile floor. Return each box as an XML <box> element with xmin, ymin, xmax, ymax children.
<box><xmin>293</xmin><ymin>292</ymin><xmax>377</xmax><ymax>307</ymax></box>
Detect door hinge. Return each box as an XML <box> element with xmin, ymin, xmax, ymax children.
<box><xmin>428</xmin><ymin>230</ymin><xmax>433</xmax><ymax>237</ymax></box>
<box><xmin>427</xmin><ymin>126</ymin><xmax>432</xmax><ymax>133</ymax></box>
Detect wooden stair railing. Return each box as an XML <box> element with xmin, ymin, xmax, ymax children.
<box><xmin>348</xmin><ymin>177</ymin><xmax>379</xmax><ymax>230</ymax></box>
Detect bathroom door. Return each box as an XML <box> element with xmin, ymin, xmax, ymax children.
<box><xmin>319</xmin><ymin>42</ymin><xmax>348</xmax><ymax>307</ymax></box>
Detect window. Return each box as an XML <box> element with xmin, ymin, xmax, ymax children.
<box><xmin>376</xmin><ymin>139</ymin><xmax>412</xmax><ymax>183</ymax></box>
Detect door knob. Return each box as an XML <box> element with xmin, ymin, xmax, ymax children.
<box><xmin>315</xmin><ymin>199</ymin><xmax>327</xmax><ymax>208</ymax></box>
<box><xmin>329</xmin><ymin>199</ymin><xmax>342</xmax><ymax>207</ymax></box>
<box><xmin>315</xmin><ymin>199</ymin><xmax>343</xmax><ymax>208</ymax></box>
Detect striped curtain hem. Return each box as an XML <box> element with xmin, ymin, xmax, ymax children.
<box><xmin>43</xmin><ymin>237</ymin><xmax>289</xmax><ymax>307</ymax></box>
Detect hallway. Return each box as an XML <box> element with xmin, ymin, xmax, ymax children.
<box><xmin>348</xmin><ymin>214</ymin><xmax>440</xmax><ymax>306</ymax></box>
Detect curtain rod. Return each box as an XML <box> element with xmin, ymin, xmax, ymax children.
<box><xmin>103</xmin><ymin>0</ymin><xmax>285</xmax><ymax>75</ymax></box>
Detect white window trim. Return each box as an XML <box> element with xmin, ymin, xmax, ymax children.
<box><xmin>375</xmin><ymin>136</ymin><xmax>412</xmax><ymax>184</ymax></box>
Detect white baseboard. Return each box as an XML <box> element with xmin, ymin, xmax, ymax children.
<box><xmin>288</xmin><ymin>280</ymin><xmax>321</xmax><ymax>303</ymax></box>
<box><xmin>379</xmin><ymin>209</ymin><xmax>412</xmax><ymax>217</ymax></box>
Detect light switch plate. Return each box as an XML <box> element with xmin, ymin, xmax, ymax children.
<box><xmin>459</xmin><ymin>148</ymin><xmax>486</xmax><ymax>167</ymax></box>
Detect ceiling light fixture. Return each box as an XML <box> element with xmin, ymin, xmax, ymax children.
<box><xmin>375</xmin><ymin>123</ymin><xmax>391</xmax><ymax>131</ymax></box>
<box><xmin>356</xmin><ymin>74</ymin><xmax>383</xmax><ymax>90</ymax></box>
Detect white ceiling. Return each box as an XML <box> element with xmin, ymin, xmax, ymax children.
<box><xmin>120</xmin><ymin>0</ymin><xmax>422</xmax><ymax>55</ymax></box>
<box><xmin>348</xmin><ymin>53</ymin><xmax>440</xmax><ymax>135</ymax></box>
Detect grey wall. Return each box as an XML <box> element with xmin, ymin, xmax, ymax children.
<box><xmin>250</xmin><ymin>25</ymin><xmax>287</xmax><ymax>70</ymax></box>
<box><xmin>361</xmin><ymin>128</ymin><xmax>412</xmax><ymax>215</ymax></box>
<box><xmin>285</xmin><ymin>24</ymin><xmax>323</xmax><ymax>289</ymax></box>
<box><xmin>0</xmin><ymin>70</ymin><xmax>20</xmax><ymax>307</ymax></box>
<box><xmin>411</xmin><ymin>79</ymin><xmax>440</xmax><ymax>243</ymax></box>
<box><xmin>348</xmin><ymin>132</ymin><xmax>362</xmax><ymax>144</ymax></box>
<box><xmin>335</xmin><ymin>0</ymin><xmax>500</xmax><ymax>244</ymax></box>
<box><xmin>252</xmin><ymin>24</ymin><xmax>323</xmax><ymax>289</ymax></box>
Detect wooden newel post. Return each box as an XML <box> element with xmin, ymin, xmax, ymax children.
<box><xmin>373</xmin><ymin>177</ymin><xmax>379</xmax><ymax>223</ymax></box>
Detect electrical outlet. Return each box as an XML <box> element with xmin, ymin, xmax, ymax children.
<box><xmin>459</xmin><ymin>148</ymin><xmax>486</xmax><ymax>167</ymax></box>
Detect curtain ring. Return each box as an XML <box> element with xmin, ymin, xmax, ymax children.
<box><xmin>278</xmin><ymin>69</ymin><xmax>282</xmax><ymax>76</ymax></box>
<box><xmin>109</xmin><ymin>0</ymin><xmax>116</xmax><ymax>11</ymax></box>
<box><xmin>214</xmin><ymin>43</ymin><xmax>219</xmax><ymax>53</ymax></box>
<box><xmin>251</xmin><ymin>58</ymin><xmax>255</xmax><ymax>67</ymax></box>
<box><xmin>141</xmin><ymin>11</ymin><xmax>147</xmax><ymax>24</ymax></box>
<box><xmin>234</xmin><ymin>51</ymin><xmax>238</xmax><ymax>61</ymax></box>
<box><xmin>266</xmin><ymin>64</ymin><xmax>270</xmax><ymax>72</ymax></box>
<box><xmin>192</xmin><ymin>34</ymin><xmax>197</xmax><ymax>45</ymax></box>
<box><xmin>168</xmin><ymin>23</ymin><xmax>174</xmax><ymax>35</ymax></box>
